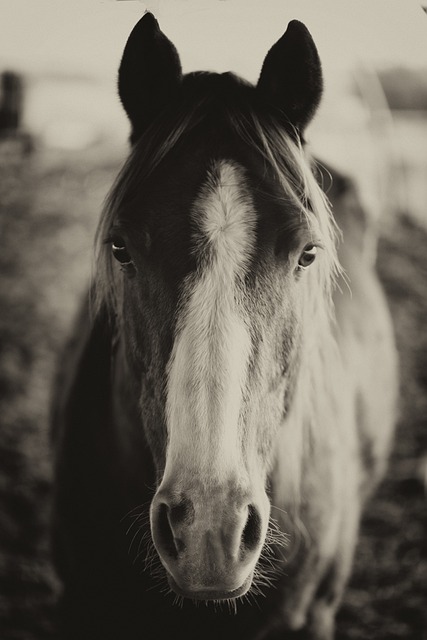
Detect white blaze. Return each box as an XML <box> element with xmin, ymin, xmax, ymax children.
<box><xmin>165</xmin><ymin>161</ymin><xmax>256</xmax><ymax>481</ymax></box>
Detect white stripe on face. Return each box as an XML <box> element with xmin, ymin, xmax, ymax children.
<box><xmin>165</xmin><ymin>161</ymin><xmax>257</xmax><ymax>482</ymax></box>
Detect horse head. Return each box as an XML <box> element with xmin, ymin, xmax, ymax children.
<box><xmin>96</xmin><ymin>12</ymin><xmax>338</xmax><ymax>601</ymax></box>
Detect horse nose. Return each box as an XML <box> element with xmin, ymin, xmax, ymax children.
<box><xmin>150</xmin><ymin>489</ymin><xmax>267</xmax><ymax>599</ymax></box>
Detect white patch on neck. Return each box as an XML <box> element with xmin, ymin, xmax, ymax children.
<box><xmin>165</xmin><ymin>161</ymin><xmax>257</xmax><ymax>482</ymax></box>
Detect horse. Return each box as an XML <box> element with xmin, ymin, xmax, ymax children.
<box><xmin>51</xmin><ymin>13</ymin><xmax>398</xmax><ymax>640</ymax></box>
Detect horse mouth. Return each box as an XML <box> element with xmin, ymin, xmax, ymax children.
<box><xmin>167</xmin><ymin>573</ymin><xmax>253</xmax><ymax>601</ymax></box>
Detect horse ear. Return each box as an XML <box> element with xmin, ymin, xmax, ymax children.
<box><xmin>257</xmin><ymin>20</ymin><xmax>323</xmax><ymax>134</ymax></box>
<box><xmin>118</xmin><ymin>12</ymin><xmax>182</xmax><ymax>141</ymax></box>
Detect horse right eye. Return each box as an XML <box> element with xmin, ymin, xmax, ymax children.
<box><xmin>297</xmin><ymin>244</ymin><xmax>317</xmax><ymax>270</ymax></box>
<box><xmin>112</xmin><ymin>239</ymin><xmax>133</xmax><ymax>265</ymax></box>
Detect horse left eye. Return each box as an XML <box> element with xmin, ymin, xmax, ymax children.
<box><xmin>298</xmin><ymin>244</ymin><xmax>317</xmax><ymax>269</ymax></box>
<box><xmin>112</xmin><ymin>239</ymin><xmax>133</xmax><ymax>265</ymax></box>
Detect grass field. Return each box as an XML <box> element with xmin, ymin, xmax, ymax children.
<box><xmin>0</xmin><ymin>139</ymin><xmax>426</xmax><ymax>640</ymax></box>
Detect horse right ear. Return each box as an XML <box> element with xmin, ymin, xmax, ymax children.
<box><xmin>257</xmin><ymin>20</ymin><xmax>323</xmax><ymax>135</ymax></box>
<box><xmin>118</xmin><ymin>12</ymin><xmax>182</xmax><ymax>142</ymax></box>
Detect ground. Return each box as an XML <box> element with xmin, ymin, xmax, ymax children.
<box><xmin>0</xmin><ymin>139</ymin><xmax>426</xmax><ymax>639</ymax></box>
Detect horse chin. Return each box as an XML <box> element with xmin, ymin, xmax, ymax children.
<box><xmin>167</xmin><ymin>572</ymin><xmax>254</xmax><ymax>602</ymax></box>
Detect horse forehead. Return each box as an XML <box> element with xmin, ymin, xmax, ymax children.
<box><xmin>191</xmin><ymin>159</ymin><xmax>257</xmax><ymax>262</ymax></box>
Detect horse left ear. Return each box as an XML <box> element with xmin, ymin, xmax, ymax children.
<box><xmin>118</xmin><ymin>12</ymin><xmax>182</xmax><ymax>142</ymax></box>
<box><xmin>257</xmin><ymin>20</ymin><xmax>323</xmax><ymax>134</ymax></box>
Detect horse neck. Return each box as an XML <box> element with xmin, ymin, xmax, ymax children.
<box><xmin>270</xmin><ymin>282</ymin><xmax>342</xmax><ymax>513</ymax></box>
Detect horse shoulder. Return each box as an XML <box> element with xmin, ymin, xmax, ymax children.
<box><xmin>50</xmin><ymin>294</ymin><xmax>112</xmax><ymax>455</ymax></box>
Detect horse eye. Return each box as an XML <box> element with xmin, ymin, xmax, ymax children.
<box><xmin>111</xmin><ymin>238</ymin><xmax>133</xmax><ymax>265</ymax></box>
<box><xmin>298</xmin><ymin>244</ymin><xmax>317</xmax><ymax>269</ymax></box>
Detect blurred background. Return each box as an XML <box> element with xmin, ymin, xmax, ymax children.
<box><xmin>0</xmin><ymin>1</ymin><xmax>426</xmax><ymax>638</ymax></box>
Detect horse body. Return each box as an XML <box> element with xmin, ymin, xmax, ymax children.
<box><xmin>51</xmin><ymin>14</ymin><xmax>397</xmax><ymax>640</ymax></box>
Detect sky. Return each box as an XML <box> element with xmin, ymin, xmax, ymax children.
<box><xmin>0</xmin><ymin>0</ymin><xmax>426</xmax><ymax>83</ymax></box>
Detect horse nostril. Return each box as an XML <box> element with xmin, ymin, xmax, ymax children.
<box><xmin>154</xmin><ymin>498</ymin><xmax>194</xmax><ymax>559</ymax></box>
<box><xmin>241</xmin><ymin>504</ymin><xmax>262</xmax><ymax>554</ymax></box>
<box><xmin>157</xmin><ymin>503</ymin><xmax>179</xmax><ymax>559</ymax></box>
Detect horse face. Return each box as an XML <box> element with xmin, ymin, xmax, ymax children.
<box><xmin>111</xmin><ymin>13</ymin><xmax>324</xmax><ymax>601</ymax></box>
<box><xmin>114</xmin><ymin>147</ymin><xmax>320</xmax><ymax>600</ymax></box>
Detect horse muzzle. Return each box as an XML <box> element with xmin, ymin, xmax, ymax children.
<box><xmin>150</xmin><ymin>483</ymin><xmax>269</xmax><ymax>600</ymax></box>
